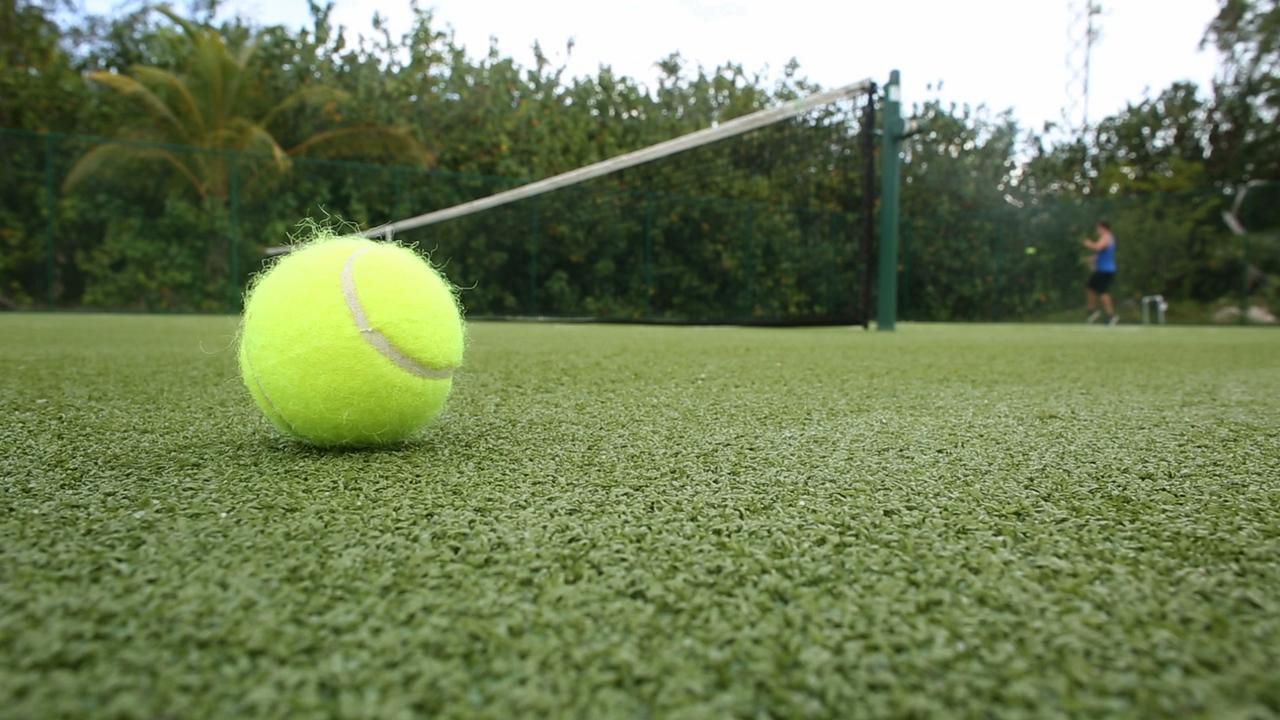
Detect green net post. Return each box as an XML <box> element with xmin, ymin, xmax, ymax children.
<box><xmin>878</xmin><ymin>70</ymin><xmax>904</xmax><ymax>331</ymax></box>
<box><xmin>227</xmin><ymin>150</ymin><xmax>242</xmax><ymax>312</ymax></box>
<box><xmin>860</xmin><ymin>84</ymin><xmax>877</xmax><ymax>327</ymax></box>
<box><xmin>43</xmin><ymin>132</ymin><xmax>57</xmax><ymax>308</ymax></box>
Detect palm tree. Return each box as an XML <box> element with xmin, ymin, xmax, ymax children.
<box><xmin>65</xmin><ymin>6</ymin><xmax>430</xmax><ymax>200</ymax></box>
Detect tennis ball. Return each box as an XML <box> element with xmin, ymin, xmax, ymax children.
<box><xmin>238</xmin><ymin>235</ymin><xmax>464</xmax><ymax>446</ymax></box>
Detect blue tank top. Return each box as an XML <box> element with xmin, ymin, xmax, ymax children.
<box><xmin>1096</xmin><ymin>236</ymin><xmax>1117</xmax><ymax>273</ymax></box>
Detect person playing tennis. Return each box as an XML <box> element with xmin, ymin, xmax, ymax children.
<box><xmin>1084</xmin><ymin>220</ymin><xmax>1118</xmax><ymax>325</ymax></box>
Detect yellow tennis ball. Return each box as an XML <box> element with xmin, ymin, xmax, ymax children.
<box><xmin>238</xmin><ymin>235</ymin><xmax>464</xmax><ymax>446</ymax></box>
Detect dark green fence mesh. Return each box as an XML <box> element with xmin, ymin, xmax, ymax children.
<box><xmin>896</xmin><ymin>187</ymin><xmax>1257</xmax><ymax>322</ymax></box>
<box><xmin>3</xmin><ymin>124</ymin><xmax>1262</xmax><ymax>322</ymax></box>
<box><xmin>2</xmin><ymin>110</ymin><xmax>870</xmax><ymax>323</ymax></box>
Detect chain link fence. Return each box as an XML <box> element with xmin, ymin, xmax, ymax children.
<box><xmin>2</xmin><ymin>128</ymin><xmax>867</xmax><ymax>323</ymax></box>
<box><xmin>3</xmin><ymin>128</ymin><xmax>1267</xmax><ymax>323</ymax></box>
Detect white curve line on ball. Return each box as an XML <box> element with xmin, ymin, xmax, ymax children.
<box><xmin>341</xmin><ymin>247</ymin><xmax>455</xmax><ymax>380</ymax></box>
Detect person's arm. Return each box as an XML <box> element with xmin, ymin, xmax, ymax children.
<box><xmin>1082</xmin><ymin>233</ymin><xmax>1113</xmax><ymax>252</ymax></box>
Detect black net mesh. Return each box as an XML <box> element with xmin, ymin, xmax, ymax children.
<box><xmin>387</xmin><ymin>95</ymin><xmax>872</xmax><ymax>324</ymax></box>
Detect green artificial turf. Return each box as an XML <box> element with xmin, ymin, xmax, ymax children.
<box><xmin>2</xmin><ymin>315</ymin><xmax>1279</xmax><ymax>719</ymax></box>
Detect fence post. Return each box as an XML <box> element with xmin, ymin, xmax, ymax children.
<box><xmin>745</xmin><ymin>202</ymin><xmax>756</xmax><ymax>318</ymax></box>
<box><xmin>43</xmin><ymin>133</ymin><xmax>57</xmax><ymax>308</ymax></box>
<box><xmin>529</xmin><ymin>201</ymin><xmax>539</xmax><ymax>315</ymax></box>
<box><xmin>227</xmin><ymin>150</ymin><xmax>242</xmax><ymax>312</ymax></box>
<box><xmin>860</xmin><ymin>83</ymin><xmax>877</xmax><ymax>328</ymax></box>
<box><xmin>878</xmin><ymin>70</ymin><xmax>903</xmax><ymax>331</ymax></box>
<box><xmin>900</xmin><ymin>218</ymin><xmax>910</xmax><ymax>320</ymax></box>
<box><xmin>643</xmin><ymin>194</ymin><xmax>654</xmax><ymax>318</ymax></box>
<box><xmin>827</xmin><ymin>211</ymin><xmax>839</xmax><ymax>319</ymax></box>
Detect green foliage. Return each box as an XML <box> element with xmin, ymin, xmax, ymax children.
<box><xmin>64</xmin><ymin>6</ymin><xmax>429</xmax><ymax>199</ymax></box>
<box><xmin>77</xmin><ymin>197</ymin><xmax>233</xmax><ymax>311</ymax></box>
<box><xmin>1</xmin><ymin>0</ymin><xmax>1279</xmax><ymax>318</ymax></box>
<box><xmin>3</xmin><ymin>2</ymin><xmax>871</xmax><ymax>318</ymax></box>
<box><xmin>1203</xmin><ymin>0</ymin><xmax>1280</xmax><ymax>182</ymax></box>
<box><xmin>0</xmin><ymin>131</ymin><xmax>46</xmax><ymax>306</ymax></box>
<box><xmin>0</xmin><ymin>0</ymin><xmax>92</xmax><ymax>132</ymax></box>
<box><xmin>1004</xmin><ymin>77</ymin><xmax>1269</xmax><ymax>317</ymax></box>
<box><xmin>898</xmin><ymin>102</ymin><xmax>1040</xmax><ymax>320</ymax></box>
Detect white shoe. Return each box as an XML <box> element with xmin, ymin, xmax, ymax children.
<box><xmin>1107</xmin><ymin>314</ymin><xmax>1119</xmax><ymax>326</ymax></box>
<box><xmin>1086</xmin><ymin>311</ymin><xmax>1101</xmax><ymax>324</ymax></box>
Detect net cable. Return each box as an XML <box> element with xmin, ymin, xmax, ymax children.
<box><xmin>360</xmin><ymin>79</ymin><xmax>875</xmax><ymax>239</ymax></box>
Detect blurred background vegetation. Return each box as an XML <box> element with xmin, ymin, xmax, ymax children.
<box><xmin>1</xmin><ymin>0</ymin><xmax>1277</xmax><ymax>322</ymax></box>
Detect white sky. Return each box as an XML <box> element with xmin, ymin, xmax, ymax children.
<box><xmin>84</xmin><ymin>0</ymin><xmax>1223</xmax><ymax>134</ymax></box>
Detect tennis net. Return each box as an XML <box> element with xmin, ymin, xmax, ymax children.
<box><xmin>367</xmin><ymin>80</ymin><xmax>878</xmax><ymax>325</ymax></box>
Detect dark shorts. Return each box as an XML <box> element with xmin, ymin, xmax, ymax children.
<box><xmin>1087</xmin><ymin>271</ymin><xmax>1115</xmax><ymax>293</ymax></box>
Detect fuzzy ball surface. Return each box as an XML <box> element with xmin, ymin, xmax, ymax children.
<box><xmin>238</xmin><ymin>235</ymin><xmax>464</xmax><ymax>446</ymax></box>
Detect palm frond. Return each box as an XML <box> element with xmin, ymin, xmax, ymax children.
<box><xmin>233</xmin><ymin>36</ymin><xmax>259</xmax><ymax>71</ymax></box>
<box><xmin>224</xmin><ymin>36</ymin><xmax>260</xmax><ymax>119</ymax></box>
<box><xmin>206</xmin><ymin>32</ymin><xmax>230</xmax><ymax>129</ymax></box>
<box><xmin>85</xmin><ymin>7</ymin><xmax>432</xmax><ymax>202</ymax></box>
<box><xmin>288</xmin><ymin>126</ymin><xmax>434</xmax><ymax>166</ymax></box>
<box><xmin>235</xmin><ymin>120</ymin><xmax>290</xmax><ymax>171</ymax></box>
<box><xmin>205</xmin><ymin>125</ymin><xmax>240</xmax><ymax>149</ymax></box>
<box><xmin>89</xmin><ymin>71</ymin><xmax>189</xmax><ymax>141</ymax></box>
<box><xmin>172</xmin><ymin>22</ymin><xmax>232</xmax><ymax>131</ymax></box>
<box><xmin>63</xmin><ymin>142</ymin><xmax>205</xmax><ymax>198</ymax></box>
<box><xmin>259</xmin><ymin>85</ymin><xmax>352</xmax><ymax>130</ymax></box>
<box><xmin>153</xmin><ymin>5</ymin><xmax>201</xmax><ymax>41</ymax></box>
<box><xmin>130</xmin><ymin>65</ymin><xmax>205</xmax><ymax>138</ymax></box>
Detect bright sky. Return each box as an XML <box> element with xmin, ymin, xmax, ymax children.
<box><xmin>85</xmin><ymin>0</ymin><xmax>1222</xmax><ymax>134</ymax></box>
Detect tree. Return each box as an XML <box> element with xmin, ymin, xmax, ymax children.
<box><xmin>1203</xmin><ymin>0</ymin><xmax>1280</xmax><ymax>183</ymax></box>
<box><xmin>64</xmin><ymin>6</ymin><xmax>429</xmax><ymax>200</ymax></box>
<box><xmin>0</xmin><ymin>0</ymin><xmax>83</xmax><ymax>131</ymax></box>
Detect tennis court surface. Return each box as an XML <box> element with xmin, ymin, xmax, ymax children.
<box><xmin>3</xmin><ymin>316</ymin><xmax>1278</xmax><ymax>717</ymax></box>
